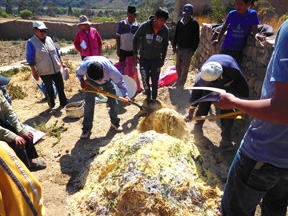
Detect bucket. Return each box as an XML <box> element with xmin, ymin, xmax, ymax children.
<box><xmin>64</xmin><ymin>102</ymin><xmax>84</xmax><ymax>118</ymax></box>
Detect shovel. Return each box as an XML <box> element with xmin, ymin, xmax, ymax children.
<box><xmin>192</xmin><ymin>110</ymin><xmax>244</xmax><ymax>121</ymax></box>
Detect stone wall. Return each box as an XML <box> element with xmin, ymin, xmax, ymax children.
<box><xmin>0</xmin><ymin>20</ymin><xmax>119</xmax><ymax>41</ymax></box>
<box><xmin>193</xmin><ymin>24</ymin><xmax>275</xmax><ymax>98</ymax></box>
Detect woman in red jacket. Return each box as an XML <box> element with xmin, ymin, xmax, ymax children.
<box><xmin>74</xmin><ymin>15</ymin><xmax>103</xmax><ymax>60</ymax></box>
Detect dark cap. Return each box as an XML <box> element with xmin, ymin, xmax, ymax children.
<box><xmin>183</xmin><ymin>4</ymin><xmax>194</xmax><ymax>15</ymax></box>
<box><xmin>0</xmin><ymin>75</ymin><xmax>11</xmax><ymax>86</ymax></box>
<box><xmin>127</xmin><ymin>5</ymin><xmax>139</xmax><ymax>14</ymax></box>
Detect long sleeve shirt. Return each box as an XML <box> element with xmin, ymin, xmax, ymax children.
<box><xmin>76</xmin><ymin>56</ymin><xmax>128</xmax><ymax>97</ymax></box>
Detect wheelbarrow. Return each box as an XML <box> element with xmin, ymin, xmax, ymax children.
<box><xmin>82</xmin><ymin>81</ymin><xmax>163</xmax><ymax>116</ymax></box>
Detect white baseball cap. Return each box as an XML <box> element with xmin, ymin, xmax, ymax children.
<box><xmin>33</xmin><ymin>21</ymin><xmax>48</xmax><ymax>30</ymax></box>
<box><xmin>195</xmin><ymin>61</ymin><xmax>223</xmax><ymax>86</ymax></box>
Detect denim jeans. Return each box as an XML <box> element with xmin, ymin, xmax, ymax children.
<box><xmin>139</xmin><ymin>57</ymin><xmax>162</xmax><ymax>100</ymax></box>
<box><xmin>222</xmin><ymin>150</ymin><xmax>288</xmax><ymax>216</ymax></box>
<box><xmin>82</xmin><ymin>80</ymin><xmax>119</xmax><ymax>133</ymax></box>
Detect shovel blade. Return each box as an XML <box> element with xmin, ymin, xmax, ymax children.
<box><xmin>137</xmin><ymin>98</ymin><xmax>165</xmax><ymax>116</ymax></box>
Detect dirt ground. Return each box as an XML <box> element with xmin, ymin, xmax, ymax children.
<box><xmin>1</xmin><ymin>40</ymin><xmax>252</xmax><ymax>215</ymax></box>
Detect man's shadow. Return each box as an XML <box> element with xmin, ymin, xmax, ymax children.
<box><xmin>168</xmin><ymin>87</ymin><xmax>191</xmax><ymax>115</ymax></box>
<box><xmin>60</xmin><ymin>128</ymin><xmax>118</xmax><ymax>195</ymax></box>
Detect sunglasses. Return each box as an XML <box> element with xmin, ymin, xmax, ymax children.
<box><xmin>38</xmin><ymin>29</ymin><xmax>48</xmax><ymax>33</ymax></box>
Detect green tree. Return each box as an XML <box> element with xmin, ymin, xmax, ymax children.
<box><xmin>82</xmin><ymin>2</ymin><xmax>92</xmax><ymax>17</ymax></box>
<box><xmin>5</xmin><ymin>0</ymin><xmax>13</xmax><ymax>14</ymax></box>
<box><xmin>211</xmin><ymin>0</ymin><xmax>225</xmax><ymax>22</ymax></box>
<box><xmin>17</xmin><ymin>0</ymin><xmax>27</xmax><ymax>13</ymax></box>
<box><xmin>47</xmin><ymin>2</ymin><xmax>57</xmax><ymax>16</ymax></box>
<box><xmin>28</xmin><ymin>0</ymin><xmax>41</xmax><ymax>15</ymax></box>
<box><xmin>19</xmin><ymin>9</ymin><xmax>32</xmax><ymax>19</ymax></box>
<box><xmin>254</xmin><ymin>0</ymin><xmax>276</xmax><ymax>16</ymax></box>
<box><xmin>67</xmin><ymin>4</ymin><xmax>73</xmax><ymax>16</ymax></box>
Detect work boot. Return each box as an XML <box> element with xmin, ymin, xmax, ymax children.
<box><xmin>220</xmin><ymin>134</ymin><xmax>235</xmax><ymax>152</ymax></box>
<box><xmin>193</xmin><ymin>122</ymin><xmax>203</xmax><ymax>135</ymax></box>
<box><xmin>111</xmin><ymin>123</ymin><xmax>123</xmax><ymax>133</ymax></box>
<box><xmin>80</xmin><ymin>131</ymin><xmax>91</xmax><ymax>139</ymax></box>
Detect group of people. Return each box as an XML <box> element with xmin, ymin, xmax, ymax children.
<box><xmin>0</xmin><ymin>0</ymin><xmax>287</xmax><ymax>215</ymax></box>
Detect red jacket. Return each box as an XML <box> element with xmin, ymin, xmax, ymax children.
<box><xmin>74</xmin><ymin>27</ymin><xmax>103</xmax><ymax>57</ymax></box>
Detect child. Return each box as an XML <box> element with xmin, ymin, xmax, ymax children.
<box><xmin>212</xmin><ymin>0</ymin><xmax>265</xmax><ymax>64</ymax></box>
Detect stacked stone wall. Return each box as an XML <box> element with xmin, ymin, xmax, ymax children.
<box><xmin>194</xmin><ymin>24</ymin><xmax>275</xmax><ymax>99</ymax></box>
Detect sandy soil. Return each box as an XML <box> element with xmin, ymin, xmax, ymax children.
<box><xmin>2</xmin><ymin>40</ymin><xmax>253</xmax><ymax>215</ymax></box>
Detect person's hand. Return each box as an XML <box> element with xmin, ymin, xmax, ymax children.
<box><xmin>212</xmin><ymin>39</ymin><xmax>219</xmax><ymax>46</ymax></box>
<box><xmin>172</xmin><ymin>47</ymin><xmax>176</xmax><ymax>54</ymax></box>
<box><xmin>184</xmin><ymin>108</ymin><xmax>195</xmax><ymax>122</ymax></box>
<box><xmin>32</xmin><ymin>72</ymin><xmax>40</xmax><ymax>81</ymax></box>
<box><xmin>22</xmin><ymin>132</ymin><xmax>34</xmax><ymax>142</ymax></box>
<box><xmin>80</xmin><ymin>79</ymin><xmax>87</xmax><ymax>89</ymax></box>
<box><xmin>255</xmin><ymin>33</ymin><xmax>266</xmax><ymax>42</ymax></box>
<box><xmin>213</xmin><ymin>93</ymin><xmax>237</xmax><ymax>110</ymax></box>
<box><xmin>81</xmin><ymin>48</ymin><xmax>86</xmax><ymax>53</ymax></box>
<box><xmin>116</xmin><ymin>49</ymin><xmax>120</xmax><ymax>57</ymax></box>
<box><xmin>134</xmin><ymin>54</ymin><xmax>139</xmax><ymax>64</ymax></box>
<box><xmin>14</xmin><ymin>135</ymin><xmax>26</xmax><ymax>149</ymax></box>
<box><xmin>123</xmin><ymin>95</ymin><xmax>131</xmax><ymax>105</ymax></box>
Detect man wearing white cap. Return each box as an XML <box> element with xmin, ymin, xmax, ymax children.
<box><xmin>172</xmin><ymin>4</ymin><xmax>200</xmax><ymax>88</ymax></box>
<box><xmin>26</xmin><ymin>21</ymin><xmax>68</xmax><ymax>110</ymax></box>
<box><xmin>184</xmin><ymin>54</ymin><xmax>249</xmax><ymax>150</ymax></box>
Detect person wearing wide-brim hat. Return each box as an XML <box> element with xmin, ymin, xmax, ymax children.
<box><xmin>74</xmin><ymin>15</ymin><xmax>103</xmax><ymax>60</ymax></box>
<box><xmin>116</xmin><ymin>5</ymin><xmax>143</xmax><ymax>92</ymax></box>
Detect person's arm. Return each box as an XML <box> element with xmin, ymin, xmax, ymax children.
<box><xmin>214</xmin><ymin>82</ymin><xmax>288</xmax><ymax>125</ymax></box>
<box><xmin>212</xmin><ymin>24</ymin><xmax>228</xmax><ymax>46</ymax></box>
<box><xmin>95</xmin><ymin>30</ymin><xmax>103</xmax><ymax>55</ymax></box>
<box><xmin>133</xmin><ymin>24</ymin><xmax>144</xmax><ymax>63</ymax></box>
<box><xmin>172</xmin><ymin>23</ymin><xmax>179</xmax><ymax>54</ymax></box>
<box><xmin>116</xmin><ymin>35</ymin><xmax>121</xmax><ymax>57</ymax></box>
<box><xmin>192</xmin><ymin>20</ymin><xmax>200</xmax><ymax>51</ymax></box>
<box><xmin>74</xmin><ymin>31</ymin><xmax>82</xmax><ymax>52</ymax></box>
<box><xmin>252</xmin><ymin>25</ymin><xmax>266</xmax><ymax>42</ymax></box>
<box><xmin>26</xmin><ymin>41</ymin><xmax>40</xmax><ymax>80</ymax></box>
<box><xmin>161</xmin><ymin>28</ymin><xmax>169</xmax><ymax>66</ymax></box>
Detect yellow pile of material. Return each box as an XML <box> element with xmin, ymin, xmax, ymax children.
<box><xmin>69</xmin><ymin>131</ymin><xmax>223</xmax><ymax>216</ymax></box>
<box><xmin>137</xmin><ymin>108</ymin><xmax>189</xmax><ymax>140</ymax></box>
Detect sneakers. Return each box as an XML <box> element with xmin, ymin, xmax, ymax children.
<box><xmin>80</xmin><ymin>131</ymin><xmax>91</xmax><ymax>139</ymax></box>
<box><xmin>111</xmin><ymin>123</ymin><xmax>123</xmax><ymax>132</ymax></box>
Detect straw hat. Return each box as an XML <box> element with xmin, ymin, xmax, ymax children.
<box><xmin>78</xmin><ymin>15</ymin><xmax>92</xmax><ymax>26</ymax></box>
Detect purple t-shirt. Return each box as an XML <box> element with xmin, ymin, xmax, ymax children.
<box><xmin>222</xmin><ymin>9</ymin><xmax>259</xmax><ymax>51</ymax></box>
<box><xmin>240</xmin><ymin>19</ymin><xmax>288</xmax><ymax>168</ymax></box>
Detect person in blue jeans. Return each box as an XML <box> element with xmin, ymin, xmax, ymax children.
<box><xmin>214</xmin><ymin>19</ymin><xmax>288</xmax><ymax>216</ymax></box>
<box><xmin>212</xmin><ymin>0</ymin><xmax>265</xmax><ymax>64</ymax></box>
<box><xmin>76</xmin><ymin>56</ymin><xmax>130</xmax><ymax>139</ymax></box>
<box><xmin>133</xmin><ymin>7</ymin><xmax>169</xmax><ymax>100</ymax></box>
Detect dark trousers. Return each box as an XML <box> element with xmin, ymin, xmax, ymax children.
<box><xmin>140</xmin><ymin>57</ymin><xmax>162</xmax><ymax>100</ymax></box>
<box><xmin>1</xmin><ymin>122</ymin><xmax>38</xmax><ymax>169</ymax></box>
<box><xmin>220</xmin><ymin>46</ymin><xmax>243</xmax><ymax>65</ymax></box>
<box><xmin>41</xmin><ymin>72</ymin><xmax>67</xmax><ymax>108</ymax></box>
<box><xmin>195</xmin><ymin>101</ymin><xmax>234</xmax><ymax>138</ymax></box>
<box><xmin>119</xmin><ymin>49</ymin><xmax>133</xmax><ymax>63</ymax></box>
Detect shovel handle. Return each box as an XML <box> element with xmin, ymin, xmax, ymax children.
<box><xmin>192</xmin><ymin>110</ymin><xmax>243</xmax><ymax>121</ymax></box>
<box><xmin>82</xmin><ymin>88</ymin><xmax>143</xmax><ymax>109</ymax></box>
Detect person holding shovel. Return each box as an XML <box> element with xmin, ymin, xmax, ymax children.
<box><xmin>26</xmin><ymin>21</ymin><xmax>68</xmax><ymax>111</ymax></box>
<box><xmin>184</xmin><ymin>54</ymin><xmax>249</xmax><ymax>151</ymax></box>
<box><xmin>76</xmin><ymin>56</ymin><xmax>130</xmax><ymax>139</ymax></box>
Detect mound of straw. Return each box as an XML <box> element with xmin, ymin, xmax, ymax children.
<box><xmin>69</xmin><ymin>131</ymin><xmax>222</xmax><ymax>216</ymax></box>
